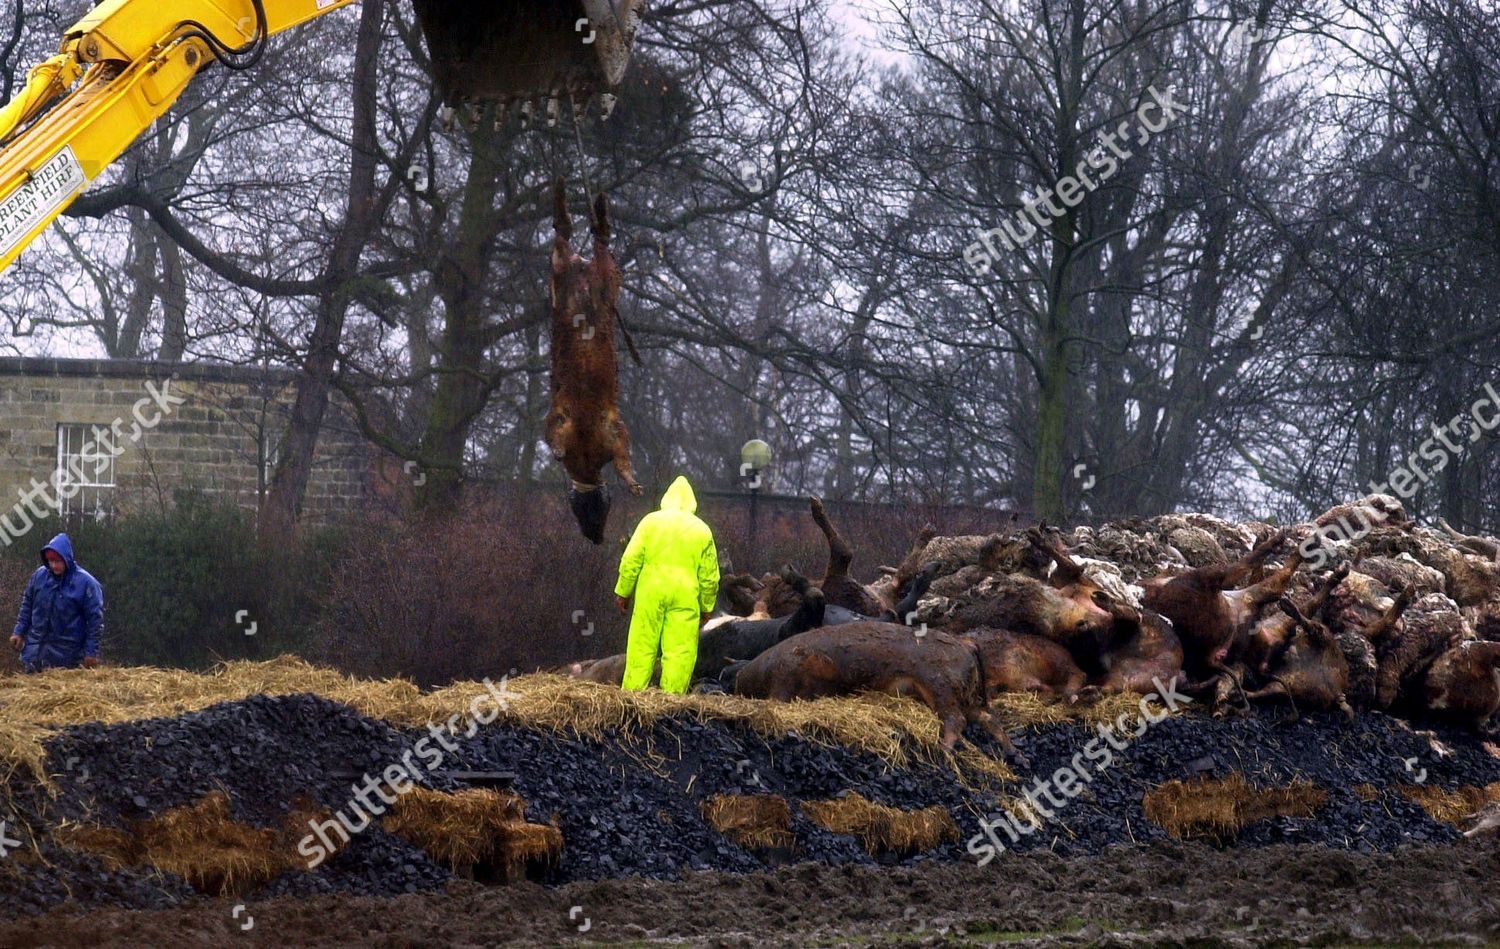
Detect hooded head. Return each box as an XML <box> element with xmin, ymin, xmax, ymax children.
<box><xmin>659</xmin><ymin>475</ymin><xmax>697</xmax><ymax>514</ymax></box>
<box><xmin>41</xmin><ymin>533</ymin><xmax>75</xmax><ymax>577</ymax></box>
<box><xmin>569</xmin><ymin>482</ymin><xmax>612</xmax><ymax>545</ymax></box>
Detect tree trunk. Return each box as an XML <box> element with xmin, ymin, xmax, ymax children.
<box><xmin>157</xmin><ymin>232</ymin><xmax>189</xmax><ymax>361</ymax></box>
<box><xmin>258</xmin><ymin>0</ymin><xmax>384</xmax><ymax>544</ymax></box>
<box><xmin>414</xmin><ymin>112</ymin><xmax>506</xmax><ymax>507</ymax></box>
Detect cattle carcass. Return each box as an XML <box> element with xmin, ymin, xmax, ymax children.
<box><xmin>1418</xmin><ymin>640</ymin><xmax>1500</xmax><ymax>731</ymax></box>
<box><xmin>730</xmin><ymin>621</ymin><xmax>1026</xmax><ymax>762</ymax></box>
<box><xmin>1375</xmin><ymin>592</ymin><xmax>1468</xmax><ymax>711</ymax></box>
<box><xmin>1243</xmin><ymin>596</ymin><xmax>1353</xmax><ymax>720</ymax></box>
<box><xmin>694</xmin><ymin>566</ymin><xmax>826</xmax><ymax>681</ymax></box>
<box><xmin>546</xmin><ymin>178</ymin><xmax>643</xmax><ymax>543</ymax></box>
<box><xmin>933</xmin><ymin>529</ymin><xmax>1138</xmax><ymax>673</ymax></box>
<box><xmin>1095</xmin><ymin>609</ymin><xmax>1185</xmax><ymax>696</ymax></box>
<box><xmin>965</xmin><ymin>626</ymin><xmax>1089</xmax><ymax>703</ymax></box>
<box><xmin>1244</xmin><ymin>565</ymin><xmax>1348</xmax><ymax>677</ymax></box>
<box><xmin>1139</xmin><ymin>530</ymin><xmax>1298</xmax><ymax>679</ymax></box>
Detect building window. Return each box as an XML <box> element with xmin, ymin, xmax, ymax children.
<box><xmin>56</xmin><ymin>423</ymin><xmax>115</xmax><ymax>521</ymax></box>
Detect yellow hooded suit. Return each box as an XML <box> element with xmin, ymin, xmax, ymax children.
<box><xmin>614</xmin><ymin>475</ymin><xmax>719</xmax><ymax>692</ymax></box>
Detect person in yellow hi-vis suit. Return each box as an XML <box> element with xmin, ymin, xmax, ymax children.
<box><xmin>613</xmin><ymin>475</ymin><xmax>719</xmax><ymax>693</ymax></box>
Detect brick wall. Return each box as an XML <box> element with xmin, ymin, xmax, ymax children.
<box><xmin>0</xmin><ymin>358</ymin><xmax>371</xmax><ymax>530</ymax></box>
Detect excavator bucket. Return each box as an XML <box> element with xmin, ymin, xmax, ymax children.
<box><xmin>411</xmin><ymin>0</ymin><xmax>644</xmax><ymax>108</ymax></box>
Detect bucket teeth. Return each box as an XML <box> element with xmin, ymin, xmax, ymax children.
<box><xmin>599</xmin><ymin>93</ymin><xmax>618</xmax><ymax>120</ymax></box>
<box><xmin>519</xmin><ymin>99</ymin><xmax>535</xmax><ymax>128</ymax></box>
<box><xmin>464</xmin><ymin>101</ymin><xmax>481</xmax><ymax>131</ymax></box>
<box><xmin>494</xmin><ymin>100</ymin><xmax>510</xmax><ymax>131</ymax></box>
<box><xmin>546</xmin><ymin>95</ymin><xmax>560</xmax><ymax>128</ymax></box>
<box><xmin>438</xmin><ymin>104</ymin><xmax>456</xmax><ymax>131</ymax></box>
<box><xmin>572</xmin><ymin>95</ymin><xmax>588</xmax><ymax>125</ymax></box>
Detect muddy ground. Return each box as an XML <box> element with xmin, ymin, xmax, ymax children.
<box><xmin>2</xmin><ymin>838</ymin><xmax>1498</xmax><ymax>947</ymax></box>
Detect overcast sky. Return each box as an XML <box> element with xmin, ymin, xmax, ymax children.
<box><xmin>830</xmin><ymin>0</ymin><xmax>909</xmax><ymax>67</ymax></box>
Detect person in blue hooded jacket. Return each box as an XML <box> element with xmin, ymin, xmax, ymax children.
<box><xmin>9</xmin><ymin>533</ymin><xmax>104</xmax><ymax>672</ymax></box>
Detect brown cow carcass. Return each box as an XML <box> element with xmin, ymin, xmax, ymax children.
<box><xmin>693</xmin><ymin>566</ymin><xmax>826</xmax><ymax>681</ymax></box>
<box><xmin>1244</xmin><ymin>564</ymin><xmax>1348</xmax><ymax>678</ymax></box>
<box><xmin>1139</xmin><ymin>530</ymin><xmax>1298</xmax><ymax>681</ymax></box>
<box><xmin>547</xmin><ymin>177</ymin><xmax>643</xmax><ymax>543</ymax></box>
<box><xmin>1374</xmin><ymin>592</ymin><xmax>1468</xmax><ymax>711</ymax></box>
<box><xmin>1095</xmin><ymin>609</ymin><xmax>1185</xmax><ymax>696</ymax></box>
<box><xmin>730</xmin><ymin>621</ymin><xmax>1026</xmax><ymax>763</ymax></box>
<box><xmin>964</xmin><ymin>626</ymin><xmax>1089</xmax><ymax>703</ymax></box>
<box><xmin>1243</xmin><ymin>596</ymin><xmax>1353</xmax><ymax>720</ymax></box>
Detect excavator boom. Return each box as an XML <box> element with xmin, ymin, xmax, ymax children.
<box><xmin>0</xmin><ymin>0</ymin><xmax>643</xmax><ymax>275</ymax></box>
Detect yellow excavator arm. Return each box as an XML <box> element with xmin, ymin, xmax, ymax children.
<box><xmin>0</xmin><ymin>0</ymin><xmax>643</xmax><ymax>276</ymax></box>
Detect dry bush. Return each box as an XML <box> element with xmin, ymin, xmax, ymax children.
<box><xmin>801</xmin><ymin>792</ymin><xmax>959</xmax><ymax>855</ymax></box>
<box><xmin>314</xmin><ymin>493</ymin><xmax>626</xmax><ymax>685</ymax></box>
<box><xmin>1143</xmin><ymin>773</ymin><xmax>1328</xmax><ymax>841</ymax></box>
<box><xmin>383</xmin><ymin>787</ymin><xmax>561</xmax><ymax>880</ymax></box>
<box><xmin>699</xmin><ymin>794</ymin><xmax>794</xmax><ymax>850</ymax></box>
<box><xmin>1353</xmin><ymin>783</ymin><xmax>1380</xmax><ymax>801</ymax></box>
<box><xmin>1398</xmin><ymin>782</ymin><xmax>1500</xmax><ymax>825</ymax></box>
<box><xmin>311</xmin><ymin>480</ymin><xmax>1010</xmax><ymax>686</ymax></box>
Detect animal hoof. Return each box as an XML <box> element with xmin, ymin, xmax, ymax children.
<box><xmin>628</xmin><ymin>482</ymin><xmax>644</xmax><ymax>497</ymax></box>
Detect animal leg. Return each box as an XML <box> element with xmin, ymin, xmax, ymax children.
<box><xmin>1337</xmin><ymin>697</ymin><xmax>1356</xmax><ymax>721</ymax></box>
<box><xmin>1207</xmin><ymin>661</ymin><xmax>1251</xmax><ymax>712</ymax></box>
<box><xmin>552</xmin><ymin>177</ymin><xmax>574</xmax><ymax>248</ymax></box>
<box><xmin>892</xmin><ymin>525</ymin><xmax>937</xmax><ymax>588</ymax></box>
<box><xmin>809</xmin><ymin>497</ymin><xmax>855</xmax><ymax>580</ymax></box>
<box><xmin>939</xmin><ymin>711</ymin><xmax>965</xmax><ymax>750</ymax></box>
<box><xmin>973</xmin><ymin>708</ymin><xmax>1030</xmax><ymax>769</ymax></box>
<box><xmin>610</xmin><ymin>416</ymin><xmax>644</xmax><ymax>496</ymax></box>
<box><xmin>1243</xmin><ymin>680</ymin><xmax>1299</xmax><ymax>722</ymax></box>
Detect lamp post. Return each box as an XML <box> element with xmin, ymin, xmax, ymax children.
<box><xmin>740</xmin><ymin>438</ymin><xmax>772</xmax><ymax>569</ymax></box>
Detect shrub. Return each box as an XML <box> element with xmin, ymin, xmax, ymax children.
<box><xmin>0</xmin><ymin>492</ymin><xmax>337</xmax><ymax>669</ymax></box>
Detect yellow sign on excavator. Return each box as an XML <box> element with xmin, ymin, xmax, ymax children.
<box><xmin>0</xmin><ymin>0</ymin><xmax>644</xmax><ymax>275</ymax></box>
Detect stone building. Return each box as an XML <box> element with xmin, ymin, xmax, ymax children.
<box><xmin>0</xmin><ymin>358</ymin><xmax>374</xmax><ymax>540</ymax></box>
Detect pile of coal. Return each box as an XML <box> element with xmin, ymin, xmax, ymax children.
<box><xmin>2</xmin><ymin>689</ymin><xmax>1497</xmax><ymax>917</ymax></box>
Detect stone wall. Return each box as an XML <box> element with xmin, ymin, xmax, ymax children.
<box><xmin>0</xmin><ymin>358</ymin><xmax>371</xmax><ymax>532</ymax></box>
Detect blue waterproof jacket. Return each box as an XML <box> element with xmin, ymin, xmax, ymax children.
<box><xmin>14</xmin><ymin>533</ymin><xmax>104</xmax><ymax>672</ymax></box>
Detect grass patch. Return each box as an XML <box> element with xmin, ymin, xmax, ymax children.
<box><xmin>989</xmin><ymin>690</ymin><xmax>1151</xmax><ymax>730</ymax></box>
